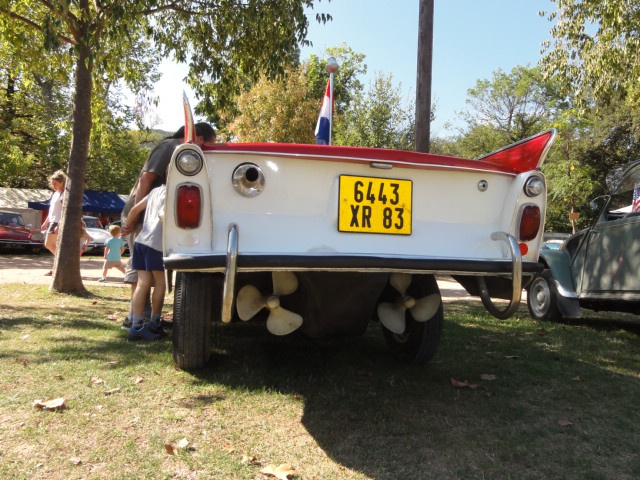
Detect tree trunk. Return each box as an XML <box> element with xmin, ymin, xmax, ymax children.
<box><xmin>51</xmin><ymin>42</ymin><xmax>93</xmax><ymax>294</ymax></box>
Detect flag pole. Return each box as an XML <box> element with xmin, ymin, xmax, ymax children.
<box><xmin>326</xmin><ymin>57</ymin><xmax>339</xmax><ymax>145</ymax></box>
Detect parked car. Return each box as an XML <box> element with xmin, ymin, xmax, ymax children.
<box><xmin>527</xmin><ymin>161</ymin><xmax>640</xmax><ymax>321</ymax></box>
<box><xmin>0</xmin><ymin>210</ymin><xmax>44</xmax><ymax>254</ymax></box>
<box><xmin>82</xmin><ymin>215</ymin><xmax>111</xmax><ymax>254</ymax></box>
<box><xmin>541</xmin><ymin>232</ymin><xmax>571</xmax><ymax>251</ymax></box>
<box><xmin>163</xmin><ymin>99</ymin><xmax>555</xmax><ymax>370</ymax></box>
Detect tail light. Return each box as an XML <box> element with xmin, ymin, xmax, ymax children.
<box><xmin>176</xmin><ymin>184</ymin><xmax>202</xmax><ymax>229</ymax></box>
<box><xmin>519</xmin><ymin>204</ymin><xmax>541</xmax><ymax>241</ymax></box>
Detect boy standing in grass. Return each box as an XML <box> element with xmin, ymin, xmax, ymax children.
<box><xmin>99</xmin><ymin>225</ymin><xmax>127</xmax><ymax>282</ymax></box>
<box><xmin>121</xmin><ymin>185</ymin><xmax>166</xmax><ymax>341</ymax></box>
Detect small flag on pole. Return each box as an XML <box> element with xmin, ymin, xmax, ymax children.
<box><xmin>632</xmin><ymin>183</ymin><xmax>640</xmax><ymax>212</ymax></box>
<box><xmin>315</xmin><ymin>80</ymin><xmax>331</xmax><ymax>145</ymax></box>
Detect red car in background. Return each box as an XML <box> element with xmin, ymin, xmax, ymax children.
<box><xmin>0</xmin><ymin>210</ymin><xmax>45</xmax><ymax>254</ymax></box>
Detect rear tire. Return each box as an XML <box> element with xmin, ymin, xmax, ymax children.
<box><xmin>527</xmin><ymin>270</ymin><xmax>562</xmax><ymax>322</ymax></box>
<box><xmin>173</xmin><ymin>272</ymin><xmax>220</xmax><ymax>369</ymax></box>
<box><xmin>379</xmin><ymin>274</ymin><xmax>443</xmax><ymax>365</ymax></box>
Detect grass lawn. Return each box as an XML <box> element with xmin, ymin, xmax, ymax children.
<box><xmin>1</xmin><ymin>283</ymin><xmax>639</xmax><ymax>479</ymax></box>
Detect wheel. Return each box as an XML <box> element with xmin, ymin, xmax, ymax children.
<box><xmin>378</xmin><ymin>274</ymin><xmax>444</xmax><ymax>365</ymax></box>
<box><xmin>172</xmin><ymin>272</ymin><xmax>221</xmax><ymax>369</ymax></box>
<box><xmin>526</xmin><ymin>270</ymin><xmax>562</xmax><ymax>322</ymax></box>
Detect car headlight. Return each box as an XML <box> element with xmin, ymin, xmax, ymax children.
<box><xmin>31</xmin><ymin>232</ymin><xmax>44</xmax><ymax>242</ymax></box>
<box><xmin>176</xmin><ymin>149</ymin><xmax>204</xmax><ymax>176</ymax></box>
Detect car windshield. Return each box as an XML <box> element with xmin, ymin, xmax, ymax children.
<box><xmin>605</xmin><ymin>163</ymin><xmax>640</xmax><ymax>219</ymax></box>
<box><xmin>83</xmin><ymin>217</ymin><xmax>102</xmax><ymax>228</ymax></box>
<box><xmin>0</xmin><ymin>212</ymin><xmax>25</xmax><ymax>227</ymax></box>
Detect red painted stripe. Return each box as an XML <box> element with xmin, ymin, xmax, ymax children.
<box><xmin>202</xmin><ymin>130</ymin><xmax>554</xmax><ymax>175</ymax></box>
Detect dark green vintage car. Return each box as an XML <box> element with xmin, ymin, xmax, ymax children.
<box><xmin>527</xmin><ymin>161</ymin><xmax>640</xmax><ymax>321</ymax></box>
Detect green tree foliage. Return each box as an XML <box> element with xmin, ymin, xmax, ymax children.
<box><xmin>0</xmin><ymin>18</ymin><xmax>73</xmax><ymax>188</ymax></box>
<box><xmin>0</xmin><ymin>0</ymin><xmax>329</xmax><ymax>293</ymax></box>
<box><xmin>227</xmin><ymin>47</ymin><xmax>415</xmax><ymax>149</ymax></box>
<box><xmin>226</xmin><ymin>44</ymin><xmax>368</xmax><ymax>144</ymax></box>
<box><xmin>227</xmin><ymin>66</ymin><xmax>319</xmax><ymax>143</ymax></box>
<box><xmin>540</xmin><ymin>0</ymin><xmax>640</xmax><ymax>112</ymax></box>
<box><xmin>334</xmin><ymin>72</ymin><xmax>415</xmax><ymax>150</ymax></box>
<box><xmin>305</xmin><ymin>43</ymin><xmax>367</xmax><ymax>116</ymax></box>
<box><xmin>460</xmin><ymin>66</ymin><xmax>564</xmax><ymax>156</ymax></box>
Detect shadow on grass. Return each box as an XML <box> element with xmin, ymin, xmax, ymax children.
<box><xmin>2</xmin><ymin>290</ymin><xmax>640</xmax><ymax>478</ymax></box>
<box><xmin>0</xmin><ymin>313</ymin><xmax>171</xmax><ymax>368</ymax></box>
<box><xmin>185</xmin><ymin>304</ymin><xmax>640</xmax><ymax>479</ymax></box>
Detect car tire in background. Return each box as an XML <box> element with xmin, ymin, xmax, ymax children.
<box><xmin>172</xmin><ymin>272</ymin><xmax>221</xmax><ymax>370</ymax></box>
<box><xmin>378</xmin><ymin>274</ymin><xmax>444</xmax><ymax>365</ymax></box>
<box><xmin>527</xmin><ymin>270</ymin><xmax>562</xmax><ymax>322</ymax></box>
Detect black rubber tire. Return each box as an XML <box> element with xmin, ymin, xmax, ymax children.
<box><xmin>172</xmin><ymin>272</ymin><xmax>219</xmax><ymax>369</ymax></box>
<box><xmin>526</xmin><ymin>270</ymin><xmax>562</xmax><ymax>322</ymax></box>
<box><xmin>379</xmin><ymin>274</ymin><xmax>444</xmax><ymax>365</ymax></box>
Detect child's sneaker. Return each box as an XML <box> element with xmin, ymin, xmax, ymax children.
<box><xmin>98</xmin><ymin>277</ymin><xmax>106</xmax><ymax>282</ymax></box>
<box><xmin>146</xmin><ymin>321</ymin><xmax>167</xmax><ymax>338</ymax></box>
<box><xmin>126</xmin><ymin>324</ymin><xmax>161</xmax><ymax>341</ymax></box>
<box><xmin>121</xmin><ymin>316</ymin><xmax>133</xmax><ymax>330</ymax></box>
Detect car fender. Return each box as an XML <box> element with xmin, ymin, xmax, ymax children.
<box><xmin>538</xmin><ymin>248</ymin><xmax>582</xmax><ymax>318</ymax></box>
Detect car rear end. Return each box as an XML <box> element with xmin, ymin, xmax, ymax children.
<box><xmin>164</xmin><ymin>143</ymin><xmax>546</xmax><ymax>275</ymax></box>
<box><xmin>162</xmin><ymin>127</ymin><xmax>553</xmax><ymax>369</ymax></box>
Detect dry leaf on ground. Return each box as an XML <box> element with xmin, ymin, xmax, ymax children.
<box><xmin>104</xmin><ymin>387</ymin><xmax>120</xmax><ymax>396</ymax></box>
<box><xmin>450</xmin><ymin>377</ymin><xmax>478</xmax><ymax>390</ymax></box>
<box><xmin>557</xmin><ymin>418</ymin><xmax>573</xmax><ymax>427</ymax></box>
<box><xmin>261</xmin><ymin>463</ymin><xmax>300</xmax><ymax>479</ymax></box>
<box><xmin>91</xmin><ymin>376</ymin><xmax>104</xmax><ymax>385</ymax></box>
<box><xmin>241</xmin><ymin>454</ymin><xmax>260</xmax><ymax>465</ymax></box>
<box><xmin>33</xmin><ymin>397</ymin><xmax>66</xmax><ymax>410</ymax></box>
<box><xmin>165</xmin><ymin>438</ymin><xmax>194</xmax><ymax>455</ymax></box>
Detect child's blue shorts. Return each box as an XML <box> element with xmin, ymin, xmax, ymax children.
<box><xmin>132</xmin><ymin>243</ymin><xmax>164</xmax><ymax>272</ymax></box>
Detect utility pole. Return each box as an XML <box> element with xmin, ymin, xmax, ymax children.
<box><xmin>415</xmin><ymin>0</ymin><xmax>434</xmax><ymax>153</ymax></box>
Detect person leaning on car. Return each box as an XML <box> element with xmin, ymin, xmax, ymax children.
<box><xmin>41</xmin><ymin>170</ymin><xmax>68</xmax><ymax>276</ymax></box>
<box><xmin>120</xmin><ymin>123</ymin><xmax>216</xmax><ymax>323</ymax></box>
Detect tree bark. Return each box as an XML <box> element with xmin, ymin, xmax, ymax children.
<box><xmin>51</xmin><ymin>40</ymin><xmax>93</xmax><ymax>294</ymax></box>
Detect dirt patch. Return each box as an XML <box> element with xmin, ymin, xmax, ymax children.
<box><xmin>0</xmin><ymin>253</ymin><xmax>128</xmax><ymax>287</ymax></box>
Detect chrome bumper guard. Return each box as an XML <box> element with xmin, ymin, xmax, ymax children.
<box><xmin>477</xmin><ymin>232</ymin><xmax>522</xmax><ymax>319</ymax></box>
<box><xmin>221</xmin><ymin>223</ymin><xmax>238</xmax><ymax>323</ymax></box>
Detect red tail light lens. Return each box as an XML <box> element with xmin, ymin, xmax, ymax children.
<box><xmin>519</xmin><ymin>205</ymin><xmax>541</xmax><ymax>241</ymax></box>
<box><xmin>176</xmin><ymin>185</ymin><xmax>202</xmax><ymax>229</ymax></box>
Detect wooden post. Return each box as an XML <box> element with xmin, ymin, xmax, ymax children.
<box><xmin>415</xmin><ymin>0</ymin><xmax>434</xmax><ymax>153</ymax></box>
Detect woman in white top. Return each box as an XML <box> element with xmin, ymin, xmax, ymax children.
<box><xmin>41</xmin><ymin>170</ymin><xmax>67</xmax><ymax>274</ymax></box>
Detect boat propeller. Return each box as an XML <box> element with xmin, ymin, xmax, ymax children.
<box><xmin>377</xmin><ymin>273</ymin><xmax>441</xmax><ymax>334</ymax></box>
<box><xmin>236</xmin><ymin>272</ymin><xmax>303</xmax><ymax>336</ymax></box>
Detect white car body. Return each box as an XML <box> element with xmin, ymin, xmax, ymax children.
<box><xmin>163</xmin><ymin>102</ymin><xmax>555</xmax><ymax>370</ymax></box>
<box><xmin>83</xmin><ymin>216</ymin><xmax>110</xmax><ymax>253</ymax></box>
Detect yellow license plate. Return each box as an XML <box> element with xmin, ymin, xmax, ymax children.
<box><xmin>338</xmin><ymin>175</ymin><xmax>412</xmax><ymax>235</ymax></box>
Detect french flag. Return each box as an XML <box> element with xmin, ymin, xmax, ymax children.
<box><xmin>315</xmin><ymin>80</ymin><xmax>331</xmax><ymax>145</ymax></box>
